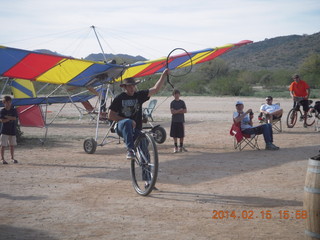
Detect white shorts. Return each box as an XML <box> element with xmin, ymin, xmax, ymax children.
<box><xmin>1</xmin><ymin>134</ymin><xmax>17</xmax><ymax>147</ymax></box>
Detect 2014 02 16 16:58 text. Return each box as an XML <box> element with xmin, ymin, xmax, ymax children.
<box><xmin>211</xmin><ymin>210</ymin><xmax>308</xmax><ymax>220</ymax></box>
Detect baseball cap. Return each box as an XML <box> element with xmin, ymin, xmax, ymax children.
<box><xmin>235</xmin><ymin>100</ymin><xmax>243</xmax><ymax>106</ymax></box>
<box><xmin>292</xmin><ymin>74</ymin><xmax>300</xmax><ymax>79</ymax></box>
<box><xmin>266</xmin><ymin>96</ymin><xmax>273</xmax><ymax>100</ymax></box>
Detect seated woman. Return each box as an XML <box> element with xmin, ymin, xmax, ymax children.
<box><xmin>233</xmin><ymin>100</ymin><xmax>279</xmax><ymax>150</ymax></box>
<box><xmin>260</xmin><ymin>96</ymin><xmax>283</xmax><ymax>124</ymax></box>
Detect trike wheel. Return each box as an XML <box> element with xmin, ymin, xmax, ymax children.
<box><xmin>83</xmin><ymin>138</ymin><xmax>97</xmax><ymax>154</ymax></box>
<box><xmin>131</xmin><ymin>133</ymin><xmax>158</xmax><ymax>196</ymax></box>
<box><xmin>286</xmin><ymin>109</ymin><xmax>297</xmax><ymax>128</ymax></box>
<box><xmin>151</xmin><ymin>126</ymin><xmax>167</xmax><ymax>144</ymax></box>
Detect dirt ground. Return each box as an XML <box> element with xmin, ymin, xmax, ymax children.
<box><xmin>0</xmin><ymin>96</ymin><xmax>319</xmax><ymax>240</ymax></box>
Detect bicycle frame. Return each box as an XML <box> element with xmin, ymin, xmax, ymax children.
<box><xmin>287</xmin><ymin>99</ymin><xmax>316</xmax><ymax>128</ymax></box>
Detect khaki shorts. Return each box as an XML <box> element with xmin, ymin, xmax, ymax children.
<box><xmin>1</xmin><ymin>134</ymin><xmax>17</xmax><ymax>147</ymax></box>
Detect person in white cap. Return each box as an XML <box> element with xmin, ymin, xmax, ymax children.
<box><xmin>108</xmin><ymin>69</ymin><xmax>169</xmax><ymax>160</ymax></box>
<box><xmin>259</xmin><ymin>96</ymin><xmax>283</xmax><ymax>124</ymax></box>
<box><xmin>233</xmin><ymin>100</ymin><xmax>279</xmax><ymax>150</ymax></box>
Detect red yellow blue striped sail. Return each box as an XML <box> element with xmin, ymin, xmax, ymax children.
<box><xmin>0</xmin><ymin>45</ymin><xmax>125</xmax><ymax>87</ymax></box>
<box><xmin>0</xmin><ymin>40</ymin><xmax>252</xmax><ymax>86</ymax></box>
<box><xmin>117</xmin><ymin>40</ymin><xmax>252</xmax><ymax>81</ymax></box>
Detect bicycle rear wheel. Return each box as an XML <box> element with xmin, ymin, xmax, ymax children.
<box><xmin>305</xmin><ymin>107</ymin><xmax>316</xmax><ymax>126</ymax></box>
<box><xmin>131</xmin><ymin>132</ymin><xmax>158</xmax><ymax>196</ymax></box>
<box><xmin>286</xmin><ymin>109</ymin><xmax>298</xmax><ymax>128</ymax></box>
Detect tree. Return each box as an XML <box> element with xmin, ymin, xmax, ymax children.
<box><xmin>299</xmin><ymin>53</ymin><xmax>320</xmax><ymax>75</ymax></box>
<box><xmin>198</xmin><ymin>59</ymin><xmax>230</xmax><ymax>80</ymax></box>
<box><xmin>299</xmin><ymin>53</ymin><xmax>320</xmax><ymax>88</ymax></box>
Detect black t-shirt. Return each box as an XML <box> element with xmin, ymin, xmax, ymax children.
<box><xmin>170</xmin><ymin>99</ymin><xmax>186</xmax><ymax>123</ymax></box>
<box><xmin>109</xmin><ymin>90</ymin><xmax>150</xmax><ymax>130</ymax></box>
<box><xmin>0</xmin><ymin>107</ymin><xmax>18</xmax><ymax>135</ymax></box>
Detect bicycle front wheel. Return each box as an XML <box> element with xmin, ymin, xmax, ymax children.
<box><xmin>131</xmin><ymin>132</ymin><xmax>158</xmax><ymax>196</ymax></box>
<box><xmin>286</xmin><ymin>109</ymin><xmax>298</xmax><ymax>128</ymax></box>
<box><xmin>305</xmin><ymin>107</ymin><xmax>316</xmax><ymax>126</ymax></box>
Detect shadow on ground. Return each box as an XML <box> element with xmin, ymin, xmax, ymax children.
<box><xmin>0</xmin><ymin>225</ymin><xmax>58</xmax><ymax>240</ymax></box>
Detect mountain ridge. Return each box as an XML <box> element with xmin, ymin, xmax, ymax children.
<box><xmin>36</xmin><ymin>31</ymin><xmax>320</xmax><ymax>71</ymax></box>
<box><xmin>220</xmin><ymin>32</ymin><xmax>320</xmax><ymax>70</ymax></box>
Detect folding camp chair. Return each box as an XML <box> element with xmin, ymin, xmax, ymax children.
<box><xmin>79</xmin><ymin>100</ymin><xmax>98</xmax><ymax>121</ymax></box>
<box><xmin>230</xmin><ymin>122</ymin><xmax>260</xmax><ymax>151</ymax></box>
<box><xmin>143</xmin><ymin>99</ymin><xmax>157</xmax><ymax>122</ymax></box>
<box><xmin>259</xmin><ymin>103</ymin><xmax>282</xmax><ymax>133</ymax></box>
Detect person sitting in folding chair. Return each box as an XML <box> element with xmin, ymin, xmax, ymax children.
<box><xmin>230</xmin><ymin>120</ymin><xmax>259</xmax><ymax>151</ymax></box>
<box><xmin>259</xmin><ymin>96</ymin><xmax>283</xmax><ymax>124</ymax></box>
<box><xmin>233</xmin><ymin>100</ymin><xmax>279</xmax><ymax>151</ymax></box>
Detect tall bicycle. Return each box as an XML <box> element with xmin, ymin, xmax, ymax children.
<box><xmin>286</xmin><ymin>99</ymin><xmax>316</xmax><ymax>128</ymax></box>
<box><xmin>83</xmin><ymin>125</ymin><xmax>159</xmax><ymax>196</ymax></box>
<box><xmin>131</xmin><ymin>131</ymin><xmax>158</xmax><ymax>196</ymax></box>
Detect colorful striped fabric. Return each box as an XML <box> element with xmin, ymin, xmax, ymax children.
<box><xmin>0</xmin><ymin>95</ymin><xmax>96</xmax><ymax>107</ymax></box>
<box><xmin>10</xmin><ymin>78</ymin><xmax>45</xmax><ymax>127</ymax></box>
<box><xmin>117</xmin><ymin>40</ymin><xmax>252</xmax><ymax>81</ymax></box>
<box><xmin>11</xmin><ymin>78</ymin><xmax>37</xmax><ymax>98</ymax></box>
<box><xmin>0</xmin><ymin>46</ymin><xmax>124</xmax><ymax>87</ymax></box>
<box><xmin>0</xmin><ymin>40</ymin><xmax>252</xmax><ymax>87</ymax></box>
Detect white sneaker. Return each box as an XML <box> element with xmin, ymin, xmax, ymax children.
<box><xmin>126</xmin><ymin>149</ymin><xmax>136</xmax><ymax>160</ymax></box>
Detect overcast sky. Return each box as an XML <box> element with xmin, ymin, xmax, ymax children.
<box><xmin>1</xmin><ymin>0</ymin><xmax>319</xmax><ymax>59</ymax></box>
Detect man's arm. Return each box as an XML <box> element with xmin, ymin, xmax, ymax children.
<box><xmin>260</xmin><ymin>105</ymin><xmax>271</xmax><ymax>115</ymax></box>
<box><xmin>0</xmin><ymin>118</ymin><xmax>9</xmax><ymax>123</ymax></box>
<box><xmin>4</xmin><ymin>115</ymin><xmax>16</xmax><ymax>121</ymax></box>
<box><xmin>260</xmin><ymin>105</ymin><xmax>266</xmax><ymax>114</ymax></box>
<box><xmin>0</xmin><ymin>112</ymin><xmax>16</xmax><ymax>122</ymax></box>
<box><xmin>171</xmin><ymin>108</ymin><xmax>187</xmax><ymax>114</ymax></box>
<box><xmin>290</xmin><ymin>91</ymin><xmax>295</xmax><ymax>99</ymax></box>
<box><xmin>108</xmin><ymin>110</ymin><xmax>125</xmax><ymax>122</ymax></box>
<box><xmin>261</xmin><ymin>108</ymin><xmax>283</xmax><ymax>116</ymax></box>
<box><xmin>306</xmin><ymin>88</ymin><xmax>310</xmax><ymax>99</ymax></box>
<box><xmin>233</xmin><ymin>109</ymin><xmax>252</xmax><ymax>123</ymax></box>
<box><xmin>148</xmin><ymin>69</ymin><xmax>169</xmax><ymax>97</ymax></box>
<box><xmin>108</xmin><ymin>110</ymin><xmax>136</xmax><ymax>128</ymax></box>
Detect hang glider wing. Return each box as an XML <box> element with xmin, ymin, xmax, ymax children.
<box><xmin>0</xmin><ymin>40</ymin><xmax>252</xmax><ymax>87</ymax></box>
<box><xmin>117</xmin><ymin>40</ymin><xmax>252</xmax><ymax>81</ymax></box>
<box><xmin>0</xmin><ymin>46</ymin><xmax>125</xmax><ymax>87</ymax></box>
<box><xmin>0</xmin><ymin>94</ymin><xmax>96</xmax><ymax>108</ymax></box>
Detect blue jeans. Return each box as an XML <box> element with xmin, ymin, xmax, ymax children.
<box><xmin>116</xmin><ymin>119</ymin><xmax>141</xmax><ymax>150</ymax></box>
<box><xmin>242</xmin><ymin>123</ymin><xmax>273</xmax><ymax>144</ymax></box>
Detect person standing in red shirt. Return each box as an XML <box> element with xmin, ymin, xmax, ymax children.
<box><xmin>289</xmin><ymin>74</ymin><xmax>311</xmax><ymax>127</ymax></box>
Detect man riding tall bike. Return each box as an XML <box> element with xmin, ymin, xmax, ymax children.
<box><xmin>289</xmin><ymin>74</ymin><xmax>311</xmax><ymax>128</ymax></box>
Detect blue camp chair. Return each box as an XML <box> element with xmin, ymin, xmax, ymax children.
<box><xmin>143</xmin><ymin>99</ymin><xmax>157</xmax><ymax>122</ymax></box>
